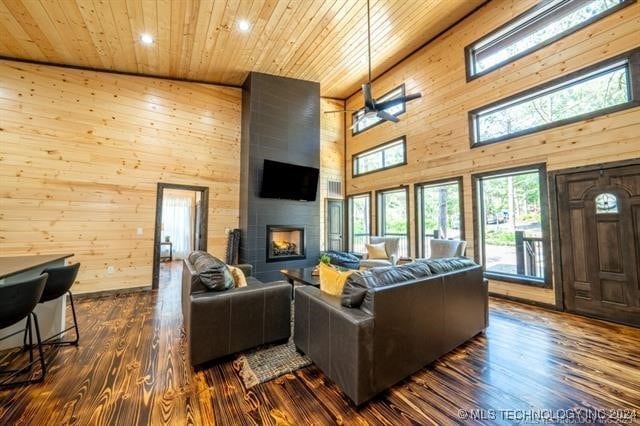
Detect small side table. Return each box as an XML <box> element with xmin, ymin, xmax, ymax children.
<box><xmin>159</xmin><ymin>242</ymin><xmax>173</xmax><ymax>262</ymax></box>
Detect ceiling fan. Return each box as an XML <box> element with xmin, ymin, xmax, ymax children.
<box><xmin>325</xmin><ymin>0</ymin><xmax>422</xmax><ymax>128</ymax></box>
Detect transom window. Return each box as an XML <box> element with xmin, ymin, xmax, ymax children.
<box><xmin>377</xmin><ymin>187</ymin><xmax>409</xmax><ymax>257</ymax></box>
<box><xmin>595</xmin><ymin>193</ymin><xmax>618</xmax><ymax>214</ymax></box>
<box><xmin>470</xmin><ymin>50</ymin><xmax>639</xmax><ymax>146</ymax></box>
<box><xmin>347</xmin><ymin>193</ymin><xmax>371</xmax><ymax>253</ymax></box>
<box><xmin>474</xmin><ymin>165</ymin><xmax>551</xmax><ymax>286</ymax></box>
<box><xmin>352</xmin><ymin>137</ymin><xmax>406</xmax><ymax>177</ymax></box>
<box><xmin>416</xmin><ymin>179</ymin><xmax>464</xmax><ymax>258</ymax></box>
<box><xmin>466</xmin><ymin>0</ymin><xmax>633</xmax><ymax>79</ymax></box>
<box><xmin>352</xmin><ymin>85</ymin><xmax>405</xmax><ymax>135</ymax></box>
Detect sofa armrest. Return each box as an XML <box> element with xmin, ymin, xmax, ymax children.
<box><xmin>188</xmin><ymin>281</ymin><xmax>291</xmax><ymax>365</ymax></box>
<box><xmin>294</xmin><ymin>286</ymin><xmax>375</xmax><ymax>405</ymax></box>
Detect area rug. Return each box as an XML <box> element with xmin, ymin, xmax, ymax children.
<box><xmin>234</xmin><ymin>304</ymin><xmax>311</xmax><ymax>388</ymax></box>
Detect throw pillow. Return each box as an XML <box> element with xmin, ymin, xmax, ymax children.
<box><xmin>193</xmin><ymin>254</ymin><xmax>234</xmax><ymax>291</ymax></box>
<box><xmin>319</xmin><ymin>263</ymin><xmax>353</xmax><ymax>296</ymax></box>
<box><xmin>366</xmin><ymin>242</ymin><xmax>388</xmax><ymax>259</ymax></box>
<box><xmin>228</xmin><ymin>265</ymin><xmax>247</xmax><ymax>288</ymax></box>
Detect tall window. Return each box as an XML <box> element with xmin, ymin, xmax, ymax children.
<box><xmin>377</xmin><ymin>187</ymin><xmax>409</xmax><ymax>257</ymax></box>
<box><xmin>348</xmin><ymin>193</ymin><xmax>371</xmax><ymax>253</ymax></box>
<box><xmin>352</xmin><ymin>137</ymin><xmax>406</xmax><ymax>177</ymax></box>
<box><xmin>352</xmin><ymin>85</ymin><xmax>405</xmax><ymax>135</ymax></box>
<box><xmin>474</xmin><ymin>165</ymin><xmax>550</xmax><ymax>286</ymax></box>
<box><xmin>470</xmin><ymin>50</ymin><xmax>639</xmax><ymax>146</ymax></box>
<box><xmin>416</xmin><ymin>179</ymin><xmax>464</xmax><ymax>258</ymax></box>
<box><xmin>466</xmin><ymin>0</ymin><xmax>633</xmax><ymax>79</ymax></box>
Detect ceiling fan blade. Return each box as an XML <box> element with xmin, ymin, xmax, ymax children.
<box><xmin>362</xmin><ymin>83</ymin><xmax>375</xmax><ymax>110</ymax></box>
<box><xmin>323</xmin><ymin>110</ymin><xmax>358</xmax><ymax>114</ymax></box>
<box><xmin>376</xmin><ymin>110</ymin><xmax>399</xmax><ymax>123</ymax></box>
<box><xmin>375</xmin><ymin>92</ymin><xmax>422</xmax><ymax>110</ymax></box>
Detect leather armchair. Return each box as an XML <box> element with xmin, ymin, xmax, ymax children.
<box><xmin>359</xmin><ymin>236</ymin><xmax>400</xmax><ymax>269</ymax></box>
<box><xmin>182</xmin><ymin>256</ymin><xmax>291</xmax><ymax>366</ymax></box>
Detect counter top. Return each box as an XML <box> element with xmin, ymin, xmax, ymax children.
<box><xmin>0</xmin><ymin>254</ymin><xmax>74</xmax><ymax>279</ymax></box>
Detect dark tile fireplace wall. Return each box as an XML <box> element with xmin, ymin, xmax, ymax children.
<box><xmin>239</xmin><ymin>72</ymin><xmax>320</xmax><ymax>282</ymax></box>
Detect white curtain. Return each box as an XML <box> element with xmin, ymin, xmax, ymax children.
<box><xmin>162</xmin><ymin>193</ymin><xmax>194</xmax><ymax>259</ymax></box>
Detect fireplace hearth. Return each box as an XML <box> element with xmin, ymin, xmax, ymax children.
<box><xmin>266</xmin><ymin>225</ymin><xmax>305</xmax><ymax>262</ymax></box>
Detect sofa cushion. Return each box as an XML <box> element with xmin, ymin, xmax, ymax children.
<box><xmin>415</xmin><ymin>257</ymin><xmax>476</xmax><ymax>274</ymax></box>
<box><xmin>365</xmin><ymin>242</ymin><xmax>388</xmax><ymax>259</ymax></box>
<box><xmin>228</xmin><ymin>265</ymin><xmax>247</xmax><ymax>288</ymax></box>
<box><xmin>191</xmin><ymin>253</ymin><xmax>234</xmax><ymax>291</ymax></box>
<box><xmin>341</xmin><ymin>262</ymin><xmax>433</xmax><ymax>308</ymax></box>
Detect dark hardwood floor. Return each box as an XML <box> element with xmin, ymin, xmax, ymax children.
<box><xmin>1</xmin><ymin>260</ymin><xmax>639</xmax><ymax>425</ymax></box>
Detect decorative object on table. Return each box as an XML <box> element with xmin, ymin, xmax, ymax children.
<box><xmin>318</xmin><ymin>262</ymin><xmax>353</xmax><ymax>296</ymax></box>
<box><xmin>164</xmin><ymin>236</ymin><xmax>170</xmax><ymax>243</ymax></box>
<box><xmin>234</xmin><ymin>302</ymin><xmax>311</xmax><ymax>389</ymax></box>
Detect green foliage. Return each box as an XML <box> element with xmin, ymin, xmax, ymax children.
<box><xmin>485</xmin><ymin>230</ymin><xmax>515</xmax><ymax>246</ymax></box>
<box><xmin>319</xmin><ymin>254</ymin><xmax>331</xmax><ymax>265</ymax></box>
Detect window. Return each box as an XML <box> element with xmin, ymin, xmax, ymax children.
<box><xmin>352</xmin><ymin>137</ymin><xmax>406</xmax><ymax>177</ymax></box>
<box><xmin>466</xmin><ymin>0</ymin><xmax>634</xmax><ymax>79</ymax></box>
<box><xmin>347</xmin><ymin>193</ymin><xmax>371</xmax><ymax>253</ymax></box>
<box><xmin>595</xmin><ymin>193</ymin><xmax>619</xmax><ymax>214</ymax></box>
<box><xmin>416</xmin><ymin>178</ymin><xmax>464</xmax><ymax>258</ymax></box>
<box><xmin>470</xmin><ymin>50</ymin><xmax>640</xmax><ymax>146</ymax></box>
<box><xmin>352</xmin><ymin>85</ymin><xmax>405</xmax><ymax>135</ymax></box>
<box><xmin>473</xmin><ymin>165</ymin><xmax>551</xmax><ymax>286</ymax></box>
<box><xmin>377</xmin><ymin>187</ymin><xmax>410</xmax><ymax>257</ymax></box>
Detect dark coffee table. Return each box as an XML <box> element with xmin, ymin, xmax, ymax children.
<box><xmin>280</xmin><ymin>267</ymin><xmax>320</xmax><ymax>288</ymax></box>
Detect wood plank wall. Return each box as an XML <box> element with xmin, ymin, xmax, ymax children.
<box><xmin>344</xmin><ymin>0</ymin><xmax>640</xmax><ymax>305</ymax></box>
<box><xmin>0</xmin><ymin>60</ymin><xmax>242</xmax><ymax>294</ymax></box>
<box><xmin>319</xmin><ymin>98</ymin><xmax>346</xmax><ymax>251</ymax></box>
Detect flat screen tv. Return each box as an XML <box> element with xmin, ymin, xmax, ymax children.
<box><xmin>260</xmin><ymin>159</ymin><xmax>319</xmax><ymax>201</ymax></box>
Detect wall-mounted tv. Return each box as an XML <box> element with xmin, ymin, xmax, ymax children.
<box><xmin>260</xmin><ymin>159</ymin><xmax>319</xmax><ymax>202</ymax></box>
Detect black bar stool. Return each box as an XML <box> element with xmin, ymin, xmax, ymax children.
<box><xmin>38</xmin><ymin>263</ymin><xmax>81</xmax><ymax>346</ymax></box>
<box><xmin>0</xmin><ymin>273</ymin><xmax>48</xmax><ymax>387</ymax></box>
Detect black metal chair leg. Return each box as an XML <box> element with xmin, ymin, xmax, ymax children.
<box><xmin>32</xmin><ymin>313</ymin><xmax>46</xmax><ymax>382</ymax></box>
<box><xmin>27</xmin><ymin>316</ymin><xmax>34</xmax><ymax>366</ymax></box>
<box><xmin>68</xmin><ymin>291</ymin><xmax>79</xmax><ymax>346</ymax></box>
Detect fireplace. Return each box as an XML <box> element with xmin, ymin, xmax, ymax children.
<box><xmin>266</xmin><ymin>226</ymin><xmax>306</xmax><ymax>262</ymax></box>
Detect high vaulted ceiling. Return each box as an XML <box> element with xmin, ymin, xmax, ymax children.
<box><xmin>0</xmin><ymin>0</ymin><xmax>484</xmax><ymax>98</ymax></box>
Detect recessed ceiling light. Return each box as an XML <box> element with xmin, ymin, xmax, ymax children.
<box><xmin>237</xmin><ymin>20</ymin><xmax>250</xmax><ymax>32</ymax></box>
<box><xmin>140</xmin><ymin>33</ymin><xmax>154</xmax><ymax>44</ymax></box>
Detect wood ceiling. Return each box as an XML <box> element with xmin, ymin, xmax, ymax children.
<box><xmin>0</xmin><ymin>0</ymin><xmax>484</xmax><ymax>98</ymax></box>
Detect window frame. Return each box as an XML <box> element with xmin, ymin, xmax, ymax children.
<box><xmin>468</xmin><ymin>48</ymin><xmax>640</xmax><ymax>147</ymax></box>
<box><xmin>351</xmin><ymin>84</ymin><xmax>406</xmax><ymax>136</ymax></box>
<box><xmin>472</xmin><ymin>163</ymin><xmax>552</xmax><ymax>288</ymax></box>
<box><xmin>414</xmin><ymin>177</ymin><xmax>465</xmax><ymax>258</ymax></box>
<box><xmin>375</xmin><ymin>185</ymin><xmax>411</xmax><ymax>257</ymax></box>
<box><xmin>352</xmin><ymin>136</ymin><xmax>407</xmax><ymax>178</ymax></box>
<box><xmin>346</xmin><ymin>192</ymin><xmax>372</xmax><ymax>253</ymax></box>
<box><xmin>464</xmin><ymin>0</ymin><xmax>635</xmax><ymax>81</ymax></box>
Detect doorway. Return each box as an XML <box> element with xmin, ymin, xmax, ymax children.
<box><xmin>325</xmin><ymin>198</ymin><xmax>344</xmax><ymax>251</ymax></box>
<box><xmin>153</xmin><ymin>183</ymin><xmax>209</xmax><ymax>289</ymax></box>
<box><xmin>553</xmin><ymin>161</ymin><xmax>639</xmax><ymax>326</ymax></box>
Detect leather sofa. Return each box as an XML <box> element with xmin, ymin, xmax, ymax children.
<box><xmin>182</xmin><ymin>252</ymin><xmax>291</xmax><ymax>366</ymax></box>
<box><xmin>294</xmin><ymin>258</ymin><xmax>488</xmax><ymax>405</ymax></box>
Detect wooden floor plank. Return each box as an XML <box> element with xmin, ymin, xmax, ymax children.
<box><xmin>1</xmin><ymin>260</ymin><xmax>639</xmax><ymax>425</ymax></box>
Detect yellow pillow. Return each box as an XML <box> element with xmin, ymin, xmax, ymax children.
<box><xmin>318</xmin><ymin>263</ymin><xmax>353</xmax><ymax>296</ymax></box>
<box><xmin>228</xmin><ymin>265</ymin><xmax>247</xmax><ymax>288</ymax></box>
<box><xmin>366</xmin><ymin>242</ymin><xmax>388</xmax><ymax>259</ymax></box>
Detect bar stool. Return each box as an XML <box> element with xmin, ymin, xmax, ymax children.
<box><xmin>38</xmin><ymin>263</ymin><xmax>81</xmax><ymax>346</ymax></box>
<box><xmin>0</xmin><ymin>273</ymin><xmax>48</xmax><ymax>387</ymax></box>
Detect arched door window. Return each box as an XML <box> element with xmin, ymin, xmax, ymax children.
<box><xmin>595</xmin><ymin>193</ymin><xmax>618</xmax><ymax>214</ymax></box>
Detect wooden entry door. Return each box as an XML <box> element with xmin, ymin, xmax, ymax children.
<box><xmin>556</xmin><ymin>164</ymin><xmax>640</xmax><ymax>326</ymax></box>
<box><xmin>326</xmin><ymin>198</ymin><xmax>344</xmax><ymax>251</ymax></box>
